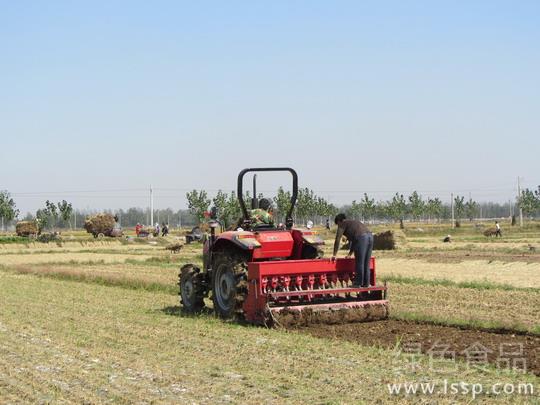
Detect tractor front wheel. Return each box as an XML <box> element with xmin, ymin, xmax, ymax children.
<box><xmin>211</xmin><ymin>254</ymin><xmax>248</xmax><ymax>319</ymax></box>
<box><xmin>179</xmin><ymin>264</ymin><xmax>205</xmax><ymax>313</ymax></box>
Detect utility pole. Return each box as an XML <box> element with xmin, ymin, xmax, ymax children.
<box><xmin>517</xmin><ymin>177</ymin><xmax>523</xmax><ymax>227</ymax></box>
<box><xmin>150</xmin><ymin>185</ymin><xmax>154</xmax><ymax>226</ymax></box>
<box><xmin>451</xmin><ymin>193</ymin><xmax>455</xmax><ymax>228</ymax></box>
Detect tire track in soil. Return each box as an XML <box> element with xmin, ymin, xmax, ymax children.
<box><xmin>293</xmin><ymin>320</ymin><xmax>540</xmax><ymax>376</ymax></box>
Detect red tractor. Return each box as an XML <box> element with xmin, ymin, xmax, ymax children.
<box><xmin>179</xmin><ymin>168</ymin><xmax>388</xmax><ymax>326</ymax></box>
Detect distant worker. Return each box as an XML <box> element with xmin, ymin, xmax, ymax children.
<box><xmin>155</xmin><ymin>223</ymin><xmax>160</xmax><ymax>237</ymax></box>
<box><xmin>443</xmin><ymin>235</ymin><xmax>451</xmax><ymax>243</ymax></box>
<box><xmin>135</xmin><ymin>223</ymin><xmax>142</xmax><ymax>236</ymax></box>
<box><xmin>325</xmin><ymin>218</ymin><xmax>330</xmax><ymax>230</ymax></box>
<box><xmin>332</xmin><ymin>213</ymin><xmax>373</xmax><ymax>288</ymax></box>
<box><xmin>250</xmin><ymin>198</ymin><xmax>274</xmax><ymax>226</ymax></box>
<box><xmin>495</xmin><ymin>221</ymin><xmax>502</xmax><ymax>237</ymax></box>
<box><xmin>162</xmin><ymin>223</ymin><xmax>169</xmax><ymax>237</ymax></box>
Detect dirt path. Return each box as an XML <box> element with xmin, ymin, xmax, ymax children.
<box><xmin>294</xmin><ymin>320</ymin><xmax>540</xmax><ymax>376</ymax></box>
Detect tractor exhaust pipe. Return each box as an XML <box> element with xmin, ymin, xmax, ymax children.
<box><xmin>251</xmin><ymin>174</ymin><xmax>258</xmax><ymax>209</ymax></box>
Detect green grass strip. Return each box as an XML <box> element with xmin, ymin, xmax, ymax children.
<box><xmin>0</xmin><ymin>265</ymin><xmax>177</xmax><ymax>295</ymax></box>
<box><xmin>380</xmin><ymin>274</ymin><xmax>540</xmax><ymax>293</ymax></box>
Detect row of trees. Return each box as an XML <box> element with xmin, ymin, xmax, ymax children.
<box><xmin>185</xmin><ymin>188</ymin><xmax>525</xmax><ymax>228</ymax></box>
<box><xmin>0</xmin><ymin>194</ymin><xmax>73</xmax><ymax>232</ymax></box>
<box><xmin>35</xmin><ymin>200</ymin><xmax>73</xmax><ymax>230</ymax></box>
<box><xmin>2</xmin><ymin>186</ymin><xmax>539</xmax><ymax>231</ymax></box>
<box><xmin>345</xmin><ymin>192</ymin><xmax>481</xmax><ymax>227</ymax></box>
<box><xmin>185</xmin><ymin>188</ymin><xmax>339</xmax><ymax>228</ymax></box>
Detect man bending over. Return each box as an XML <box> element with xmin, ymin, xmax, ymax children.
<box><xmin>332</xmin><ymin>213</ymin><xmax>373</xmax><ymax>287</ymax></box>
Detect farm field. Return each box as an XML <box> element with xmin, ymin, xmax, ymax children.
<box><xmin>0</xmin><ymin>223</ymin><xmax>539</xmax><ymax>403</ymax></box>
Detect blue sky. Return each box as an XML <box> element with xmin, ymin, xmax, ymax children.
<box><xmin>1</xmin><ymin>1</ymin><xmax>539</xmax><ymax>213</ymax></box>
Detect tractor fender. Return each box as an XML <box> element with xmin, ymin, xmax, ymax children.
<box><xmin>212</xmin><ymin>238</ymin><xmax>255</xmax><ymax>259</ymax></box>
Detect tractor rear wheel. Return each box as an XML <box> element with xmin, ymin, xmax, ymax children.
<box><xmin>211</xmin><ymin>254</ymin><xmax>248</xmax><ymax>319</ymax></box>
<box><xmin>179</xmin><ymin>264</ymin><xmax>205</xmax><ymax>313</ymax></box>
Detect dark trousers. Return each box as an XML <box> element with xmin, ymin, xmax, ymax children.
<box><xmin>352</xmin><ymin>232</ymin><xmax>373</xmax><ymax>287</ymax></box>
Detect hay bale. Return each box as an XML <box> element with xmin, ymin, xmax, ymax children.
<box><xmin>339</xmin><ymin>231</ymin><xmax>399</xmax><ymax>250</ymax></box>
<box><xmin>373</xmin><ymin>230</ymin><xmax>396</xmax><ymax>250</ymax></box>
<box><xmin>15</xmin><ymin>221</ymin><xmax>38</xmax><ymax>237</ymax></box>
<box><xmin>84</xmin><ymin>213</ymin><xmax>116</xmax><ymax>237</ymax></box>
<box><xmin>483</xmin><ymin>228</ymin><xmax>497</xmax><ymax>237</ymax></box>
<box><xmin>392</xmin><ymin>229</ymin><xmax>407</xmax><ymax>247</ymax></box>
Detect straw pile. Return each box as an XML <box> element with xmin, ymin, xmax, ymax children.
<box><xmin>15</xmin><ymin>221</ymin><xmax>38</xmax><ymax>237</ymax></box>
<box><xmin>84</xmin><ymin>213</ymin><xmax>116</xmax><ymax>236</ymax></box>
<box><xmin>373</xmin><ymin>231</ymin><xmax>396</xmax><ymax>250</ymax></box>
<box><xmin>483</xmin><ymin>228</ymin><xmax>497</xmax><ymax>237</ymax></box>
<box><xmin>339</xmin><ymin>231</ymin><xmax>397</xmax><ymax>250</ymax></box>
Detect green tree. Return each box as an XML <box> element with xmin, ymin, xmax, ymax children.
<box><xmin>45</xmin><ymin>200</ymin><xmax>59</xmax><ymax>229</ymax></box>
<box><xmin>349</xmin><ymin>200</ymin><xmax>362</xmax><ymax>220</ymax></box>
<box><xmin>212</xmin><ymin>190</ymin><xmax>242</xmax><ymax>229</ymax></box>
<box><xmin>273</xmin><ymin>187</ymin><xmax>292</xmax><ymax>222</ymax></box>
<box><xmin>296</xmin><ymin>188</ymin><xmax>316</xmax><ymax>223</ymax></box>
<box><xmin>224</xmin><ymin>191</ymin><xmax>242</xmax><ymax>228</ymax></box>
<box><xmin>453</xmin><ymin>195</ymin><xmax>465</xmax><ymax>227</ymax></box>
<box><xmin>316</xmin><ymin>197</ymin><xmax>337</xmax><ymax>222</ymax></box>
<box><xmin>212</xmin><ymin>190</ymin><xmax>228</xmax><ymax>225</ymax></box>
<box><xmin>186</xmin><ymin>190</ymin><xmax>211</xmax><ymax>223</ymax></box>
<box><xmin>359</xmin><ymin>193</ymin><xmax>376</xmax><ymax>222</ymax></box>
<box><xmin>36</xmin><ymin>209</ymin><xmax>49</xmax><ymax>232</ymax></box>
<box><xmin>0</xmin><ymin>190</ymin><xmax>19</xmax><ymax>231</ymax></box>
<box><xmin>408</xmin><ymin>191</ymin><xmax>425</xmax><ymax>221</ymax></box>
<box><xmin>518</xmin><ymin>189</ymin><xmax>538</xmax><ymax>218</ymax></box>
<box><xmin>375</xmin><ymin>201</ymin><xmax>389</xmax><ymax>220</ymax></box>
<box><xmin>426</xmin><ymin>197</ymin><xmax>443</xmax><ymax>222</ymax></box>
<box><xmin>388</xmin><ymin>193</ymin><xmax>408</xmax><ymax>228</ymax></box>
<box><xmin>57</xmin><ymin>200</ymin><xmax>73</xmax><ymax>228</ymax></box>
<box><xmin>464</xmin><ymin>197</ymin><xmax>478</xmax><ymax>221</ymax></box>
<box><xmin>326</xmin><ymin>202</ymin><xmax>338</xmax><ymax>219</ymax></box>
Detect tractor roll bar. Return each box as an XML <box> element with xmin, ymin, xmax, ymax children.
<box><xmin>237</xmin><ymin>167</ymin><xmax>298</xmax><ymax>229</ymax></box>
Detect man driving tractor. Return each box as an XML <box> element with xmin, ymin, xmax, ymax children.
<box><xmin>250</xmin><ymin>198</ymin><xmax>274</xmax><ymax>226</ymax></box>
